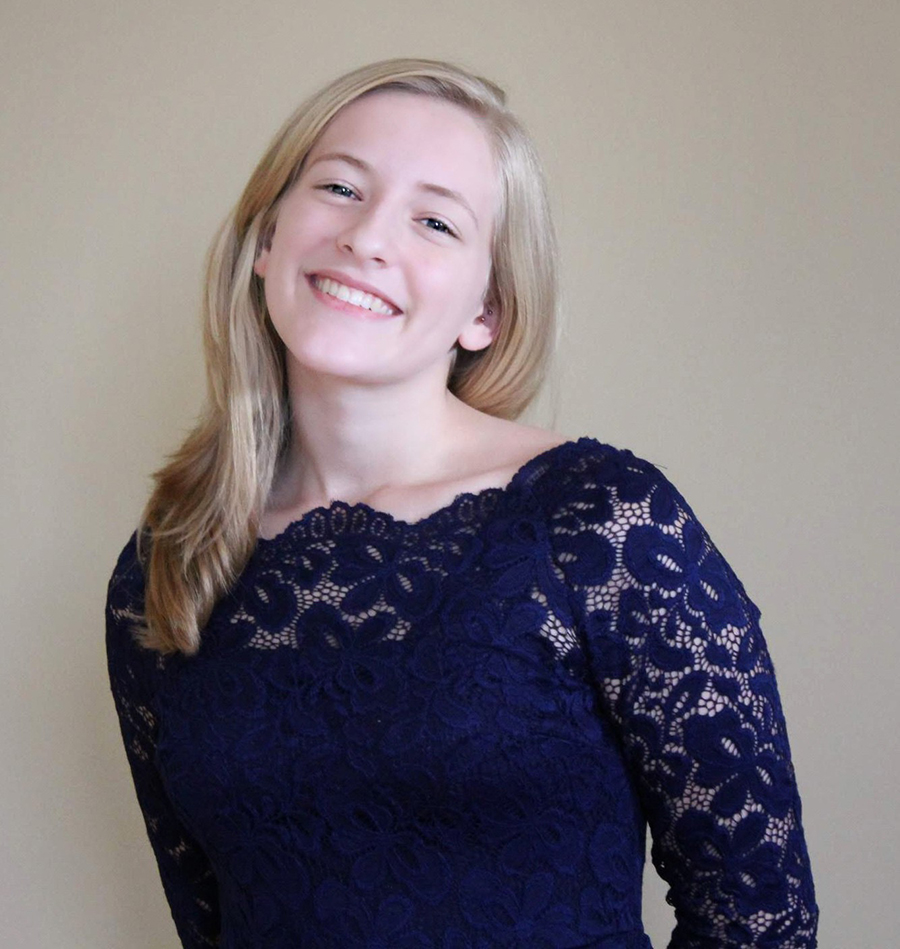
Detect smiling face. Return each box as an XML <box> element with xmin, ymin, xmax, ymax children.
<box><xmin>253</xmin><ymin>90</ymin><xmax>500</xmax><ymax>393</ymax></box>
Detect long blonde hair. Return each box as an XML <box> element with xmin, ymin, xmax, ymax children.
<box><xmin>139</xmin><ymin>58</ymin><xmax>559</xmax><ymax>655</ymax></box>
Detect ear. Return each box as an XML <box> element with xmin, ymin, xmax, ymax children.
<box><xmin>253</xmin><ymin>227</ymin><xmax>274</xmax><ymax>278</ymax></box>
<box><xmin>253</xmin><ymin>249</ymin><xmax>269</xmax><ymax>278</ymax></box>
<box><xmin>457</xmin><ymin>302</ymin><xmax>499</xmax><ymax>352</ymax></box>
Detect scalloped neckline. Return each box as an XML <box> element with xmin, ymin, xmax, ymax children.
<box><xmin>255</xmin><ymin>437</ymin><xmax>600</xmax><ymax>548</ymax></box>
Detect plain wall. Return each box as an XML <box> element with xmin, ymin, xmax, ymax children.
<box><xmin>2</xmin><ymin>1</ymin><xmax>897</xmax><ymax>946</ymax></box>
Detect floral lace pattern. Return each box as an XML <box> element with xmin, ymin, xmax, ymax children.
<box><xmin>107</xmin><ymin>439</ymin><xmax>817</xmax><ymax>948</ymax></box>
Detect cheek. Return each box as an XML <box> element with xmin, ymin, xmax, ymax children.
<box><xmin>427</xmin><ymin>240</ymin><xmax>492</xmax><ymax>292</ymax></box>
<box><xmin>451</xmin><ymin>249</ymin><xmax>494</xmax><ymax>309</ymax></box>
<box><xmin>263</xmin><ymin>291</ymin><xmax>291</xmax><ymax>353</ymax></box>
<box><xmin>270</xmin><ymin>201</ymin><xmax>337</xmax><ymax>259</ymax></box>
<box><xmin>261</xmin><ymin>263</ymin><xmax>308</xmax><ymax>341</ymax></box>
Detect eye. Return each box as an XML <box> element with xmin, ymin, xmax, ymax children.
<box><xmin>318</xmin><ymin>183</ymin><xmax>359</xmax><ymax>199</ymax></box>
<box><xmin>421</xmin><ymin>217</ymin><xmax>458</xmax><ymax>238</ymax></box>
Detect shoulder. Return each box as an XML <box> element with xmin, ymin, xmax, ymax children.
<box><xmin>105</xmin><ymin>532</ymin><xmax>148</xmax><ymax>663</ymax></box>
<box><xmin>532</xmin><ymin>441</ymin><xmax>759</xmax><ymax>623</ymax></box>
<box><xmin>448</xmin><ymin>418</ymin><xmax>663</xmax><ymax>503</ymax></box>
<box><xmin>449</xmin><ymin>414</ymin><xmax>567</xmax><ymax>489</ymax></box>
<box><xmin>519</xmin><ymin>437</ymin><xmax>683</xmax><ymax>520</ymax></box>
<box><xmin>522</xmin><ymin>438</ymin><xmax>722</xmax><ymax>583</ymax></box>
<box><xmin>107</xmin><ymin>532</ymin><xmax>145</xmax><ymax>610</ymax></box>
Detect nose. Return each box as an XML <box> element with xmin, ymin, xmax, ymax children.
<box><xmin>336</xmin><ymin>202</ymin><xmax>396</xmax><ymax>264</ymax></box>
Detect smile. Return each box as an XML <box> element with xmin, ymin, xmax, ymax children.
<box><xmin>309</xmin><ymin>275</ymin><xmax>400</xmax><ymax>316</ymax></box>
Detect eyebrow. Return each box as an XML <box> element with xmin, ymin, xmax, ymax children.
<box><xmin>307</xmin><ymin>151</ymin><xmax>480</xmax><ymax>229</ymax></box>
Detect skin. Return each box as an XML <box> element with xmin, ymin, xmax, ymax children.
<box><xmin>253</xmin><ymin>91</ymin><xmax>563</xmax><ymax>535</ymax></box>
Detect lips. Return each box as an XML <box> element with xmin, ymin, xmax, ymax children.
<box><xmin>307</xmin><ymin>271</ymin><xmax>402</xmax><ymax>316</ymax></box>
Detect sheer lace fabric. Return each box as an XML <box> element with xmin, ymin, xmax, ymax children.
<box><xmin>107</xmin><ymin>439</ymin><xmax>817</xmax><ymax>948</ymax></box>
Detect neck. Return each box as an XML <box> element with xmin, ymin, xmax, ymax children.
<box><xmin>274</xmin><ymin>363</ymin><xmax>474</xmax><ymax>511</ymax></box>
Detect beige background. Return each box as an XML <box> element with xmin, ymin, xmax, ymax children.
<box><xmin>2</xmin><ymin>1</ymin><xmax>897</xmax><ymax>946</ymax></box>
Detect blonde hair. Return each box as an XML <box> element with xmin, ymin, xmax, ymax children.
<box><xmin>139</xmin><ymin>58</ymin><xmax>558</xmax><ymax>654</ymax></box>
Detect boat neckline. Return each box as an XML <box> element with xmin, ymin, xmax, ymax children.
<box><xmin>254</xmin><ymin>437</ymin><xmax>605</xmax><ymax>548</ymax></box>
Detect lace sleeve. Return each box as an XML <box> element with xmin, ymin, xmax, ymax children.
<box><xmin>106</xmin><ymin>537</ymin><xmax>221</xmax><ymax>948</ymax></box>
<box><xmin>550</xmin><ymin>453</ymin><xmax>818</xmax><ymax>947</ymax></box>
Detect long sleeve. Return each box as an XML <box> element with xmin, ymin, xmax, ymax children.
<box><xmin>547</xmin><ymin>450</ymin><xmax>818</xmax><ymax>947</ymax></box>
<box><xmin>106</xmin><ymin>537</ymin><xmax>221</xmax><ymax>948</ymax></box>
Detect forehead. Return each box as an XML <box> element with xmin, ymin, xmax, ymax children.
<box><xmin>307</xmin><ymin>91</ymin><xmax>500</xmax><ymax>217</ymax></box>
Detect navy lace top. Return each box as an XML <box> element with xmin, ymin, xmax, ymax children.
<box><xmin>106</xmin><ymin>439</ymin><xmax>817</xmax><ymax>948</ymax></box>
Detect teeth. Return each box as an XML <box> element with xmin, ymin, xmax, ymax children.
<box><xmin>314</xmin><ymin>277</ymin><xmax>396</xmax><ymax>315</ymax></box>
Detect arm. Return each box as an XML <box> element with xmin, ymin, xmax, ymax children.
<box><xmin>106</xmin><ymin>537</ymin><xmax>221</xmax><ymax>948</ymax></box>
<box><xmin>551</xmin><ymin>452</ymin><xmax>818</xmax><ymax>947</ymax></box>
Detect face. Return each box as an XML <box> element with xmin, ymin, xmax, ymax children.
<box><xmin>254</xmin><ymin>91</ymin><xmax>500</xmax><ymax>392</ymax></box>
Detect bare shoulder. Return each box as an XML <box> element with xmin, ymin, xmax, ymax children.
<box><xmin>453</xmin><ymin>414</ymin><xmax>569</xmax><ymax>487</ymax></box>
<box><xmin>492</xmin><ymin>421</ymin><xmax>567</xmax><ymax>470</ymax></box>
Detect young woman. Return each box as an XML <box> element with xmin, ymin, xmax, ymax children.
<box><xmin>106</xmin><ymin>59</ymin><xmax>818</xmax><ymax>948</ymax></box>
